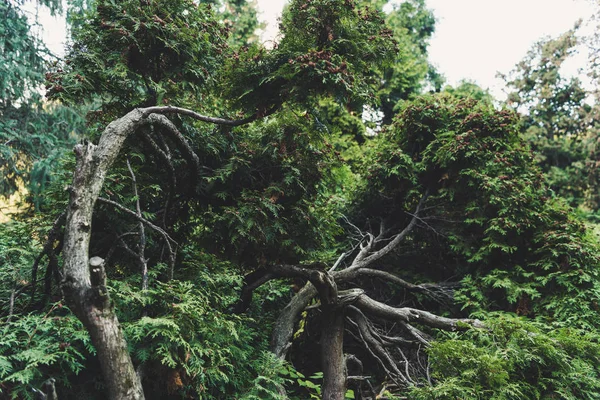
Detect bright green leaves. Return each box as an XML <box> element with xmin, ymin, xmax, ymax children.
<box><xmin>0</xmin><ymin>304</ymin><xmax>92</xmax><ymax>398</ymax></box>
<box><xmin>48</xmin><ymin>0</ymin><xmax>228</xmax><ymax>117</ymax></box>
<box><xmin>410</xmin><ymin>314</ymin><xmax>600</xmax><ymax>400</ymax></box>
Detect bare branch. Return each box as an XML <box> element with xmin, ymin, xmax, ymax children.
<box><xmin>97</xmin><ymin>197</ymin><xmax>175</xmax><ymax>245</ymax></box>
<box><xmin>233</xmin><ymin>269</ymin><xmax>276</xmax><ymax>314</ymax></box>
<box><xmin>401</xmin><ymin>322</ymin><xmax>432</xmax><ymax>347</ymax></box>
<box><xmin>329</xmin><ymin>251</ymin><xmax>349</xmax><ymax>272</ymax></box>
<box><xmin>140</xmin><ymin>105</ymin><xmax>277</xmax><ymax>126</ymax></box>
<box><xmin>342</xmin><ymin>214</ymin><xmax>366</xmax><ymax>239</ymax></box>
<box><xmin>356</xmin><ymin>192</ymin><xmax>428</xmax><ymax>269</ymax></box>
<box><xmin>126</xmin><ymin>158</ymin><xmax>148</xmax><ymax>291</ymax></box>
<box><xmin>97</xmin><ymin>197</ymin><xmax>177</xmax><ymax>278</ymax></box>
<box><xmin>269</xmin><ymin>264</ymin><xmax>338</xmax><ymax>305</ymax></box>
<box><xmin>347</xmin><ymin>306</ymin><xmax>410</xmax><ymax>386</ymax></box>
<box><xmin>354</xmin><ymin>294</ymin><xmax>484</xmax><ymax>330</ymax></box>
<box><xmin>140</xmin><ymin>131</ymin><xmax>176</xmax><ymax>226</ymax></box>
<box><xmin>353</xmin><ymin>269</ymin><xmax>457</xmax><ymax>305</ymax></box>
<box><xmin>142</xmin><ymin>114</ymin><xmax>202</xmax><ymax>192</ymax></box>
<box><xmin>31</xmin><ymin>210</ymin><xmax>67</xmax><ymax>303</ymax></box>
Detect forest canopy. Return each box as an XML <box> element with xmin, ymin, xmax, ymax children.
<box><xmin>2</xmin><ymin>0</ymin><xmax>600</xmax><ymax>399</ymax></box>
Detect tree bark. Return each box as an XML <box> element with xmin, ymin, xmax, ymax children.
<box><xmin>62</xmin><ymin>109</ymin><xmax>150</xmax><ymax>400</ymax></box>
<box><xmin>60</xmin><ymin>106</ymin><xmax>266</xmax><ymax>399</ymax></box>
<box><xmin>321</xmin><ymin>305</ymin><xmax>346</xmax><ymax>400</ymax></box>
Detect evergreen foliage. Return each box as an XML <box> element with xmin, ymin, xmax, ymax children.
<box><xmin>3</xmin><ymin>0</ymin><xmax>600</xmax><ymax>399</ymax></box>
<box><xmin>0</xmin><ymin>0</ymin><xmax>84</xmax><ymax>204</ymax></box>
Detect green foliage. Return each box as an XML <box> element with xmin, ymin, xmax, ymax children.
<box><xmin>0</xmin><ymin>0</ymin><xmax>56</xmax><ymax>106</ymax></box>
<box><xmin>0</xmin><ymin>220</ymin><xmax>39</xmax><ymax>316</ymax></box>
<box><xmin>502</xmin><ymin>27</ymin><xmax>600</xmax><ymax>212</ymax></box>
<box><xmin>409</xmin><ymin>313</ymin><xmax>600</xmax><ymax>399</ymax></box>
<box><xmin>48</xmin><ymin>0</ymin><xmax>229</xmax><ymax>117</ymax></box>
<box><xmin>222</xmin><ymin>0</ymin><xmax>397</xmax><ymax>113</ymax></box>
<box><xmin>0</xmin><ymin>303</ymin><xmax>93</xmax><ymax>399</ymax></box>
<box><xmin>8</xmin><ymin>1</ymin><xmax>600</xmax><ymax>398</ymax></box>
<box><xmin>0</xmin><ymin>103</ymin><xmax>84</xmax><ymax>206</ymax></box>
<box><xmin>196</xmin><ymin>110</ymin><xmax>339</xmax><ymax>264</ymax></box>
<box><xmin>238</xmin><ymin>352</ymin><xmax>289</xmax><ymax>400</ymax></box>
<box><xmin>107</xmin><ymin>249</ymin><xmax>284</xmax><ymax>398</ymax></box>
<box><xmin>356</xmin><ymin>95</ymin><xmax>600</xmax><ymax>327</ymax></box>
<box><xmin>219</xmin><ymin>0</ymin><xmax>263</xmax><ymax>48</ymax></box>
<box><xmin>442</xmin><ymin>80</ymin><xmax>494</xmax><ymax>104</ymax></box>
<box><xmin>376</xmin><ymin>0</ymin><xmax>439</xmax><ymax>123</ymax></box>
<box><xmin>0</xmin><ymin>1</ymin><xmax>84</xmax><ymax>202</ymax></box>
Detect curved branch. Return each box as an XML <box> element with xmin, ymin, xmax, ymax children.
<box><xmin>233</xmin><ymin>268</ymin><xmax>275</xmax><ymax>314</ymax></box>
<box><xmin>143</xmin><ymin>114</ymin><xmax>202</xmax><ymax>192</ymax></box>
<box><xmin>353</xmin><ymin>192</ymin><xmax>428</xmax><ymax>269</ymax></box>
<box><xmin>347</xmin><ymin>268</ymin><xmax>457</xmax><ymax>304</ymax></box>
<box><xmin>354</xmin><ymin>294</ymin><xmax>484</xmax><ymax>330</ymax></box>
<box><xmin>140</xmin><ymin>105</ymin><xmax>277</xmax><ymax>126</ymax></box>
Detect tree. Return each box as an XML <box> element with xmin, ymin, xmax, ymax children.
<box><xmin>5</xmin><ymin>0</ymin><xmax>600</xmax><ymax>399</ymax></box>
<box><xmin>42</xmin><ymin>0</ymin><xmax>397</xmax><ymax>398</ymax></box>
<box><xmin>257</xmin><ymin>94</ymin><xmax>600</xmax><ymax>398</ymax></box>
<box><xmin>0</xmin><ymin>0</ymin><xmax>85</xmax><ymax>208</ymax></box>
<box><xmin>501</xmin><ymin>26</ymin><xmax>600</xmax><ymax>213</ymax></box>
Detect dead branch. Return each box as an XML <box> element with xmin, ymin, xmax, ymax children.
<box><xmin>126</xmin><ymin>158</ymin><xmax>148</xmax><ymax>291</ymax></box>
<box><xmin>347</xmin><ymin>306</ymin><xmax>411</xmax><ymax>386</ymax></box>
<box><xmin>30</xmin><ymin>210</ymin><xmax>67</xmax><ymax>303</ymax></box>
<box><xmin>232</xmin><ymin>268</ymin><xmax>275</xmax><ymax>314</ymax></box>
<box><xmin>98</xmin><ymin>196</ymin><xmax>177</xmax><ymax>281</ymax></box>
<box><xmin>351</xmin><ymin>268</ymin><xmax>457</xmax><ymax>305</ymax></box>
<box><xmin>143</xmin><ymin>114</ymin><xmax>202</xmax><ymax>193</ymax></box>
<box><xmin>354</xmin><ymin>294</ymin><xmax>484</xmax><ymax>330</ymax></box>
<box><xmin>140</xmin><ymin>105</ymin><xmax>278</xmax><ymax>126</ymax></box>
<box><xmin>140</xmin><ymin>131</ymin><xmax>176</xmax><ymax>226</ymax></box>
<box><xmin>352</xmin><ymin>192</ymin><xmax>428</xmax><ymax>269</ymax></box>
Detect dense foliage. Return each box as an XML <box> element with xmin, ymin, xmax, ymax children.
<box><xmin>2</xmin><ymin>0</ymin><xmax>600</xmax><ymax>399</ymax></box>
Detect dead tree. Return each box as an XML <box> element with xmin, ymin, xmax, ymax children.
<box><xmin>237</xmin><ymin>193</ymin><xmax>484</xmax><ymax>400</ymax></box>
<box><xmin>61</xmin><ymin>106</ymin><xmax>264</xmax><ymax>400</ymax></box>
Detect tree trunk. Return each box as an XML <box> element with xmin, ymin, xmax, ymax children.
<box><xmin>60</xmin><ymin>106</ymin><xmax>262</xmax><ymax>399</ymax></box>
<box><xmin>321</xmin><ymin>305</ymin><xmax>346</xmax><ymax>400</ymax></box>
<box><xmin>62</xmin><ymin>110</ymin><xmax>149</xmax><ymax>400</ymax></box>
<box><xmin>271</xmin><ymin>283</ymin><xmax>317</xmax><ymax>359</ymax></box>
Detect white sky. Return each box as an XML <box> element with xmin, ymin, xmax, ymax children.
<box><xmin>28</xmin><ymin>0</ymin><xmax>596</xmax><ymax>100</ymax></box>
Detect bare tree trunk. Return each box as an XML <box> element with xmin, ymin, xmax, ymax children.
<box><xmin>60</xmin><ymin>106</ymin><xmax>261</xmax><ymax>399</ymax></box>
<box><xmin>62</xmin><ymin>110</ymin><xmax>149</xmax><ymax>400</ymax></box>
<box><xmin>271</xmin><ymin>283</ymin><xmax>317</xmax><ymax>359</ymax></box>
<box><xmin>321</xmin><ymin>305</ymin><xmax>346</xmax><ymax>400</ymax></box>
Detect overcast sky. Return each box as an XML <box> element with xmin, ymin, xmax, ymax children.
<box><xmin>31</xmin><ymin>0</ymin><xmax>595</xmax><ymax>99</ymax></box>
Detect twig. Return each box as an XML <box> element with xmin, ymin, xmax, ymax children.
<box><xmin>126</xmin><ymin>157</ymin><xmax>148</xmax><ymax>291</ymax></box>
<box><xmin>140</xmin><ymin>131</ymin><xmax>176</xmax><ymax>227</ymax></box>
<box><xmin>97</xmin><ymin>197</ymin><xmax>177</xmax><ymax>279</ymax></box>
